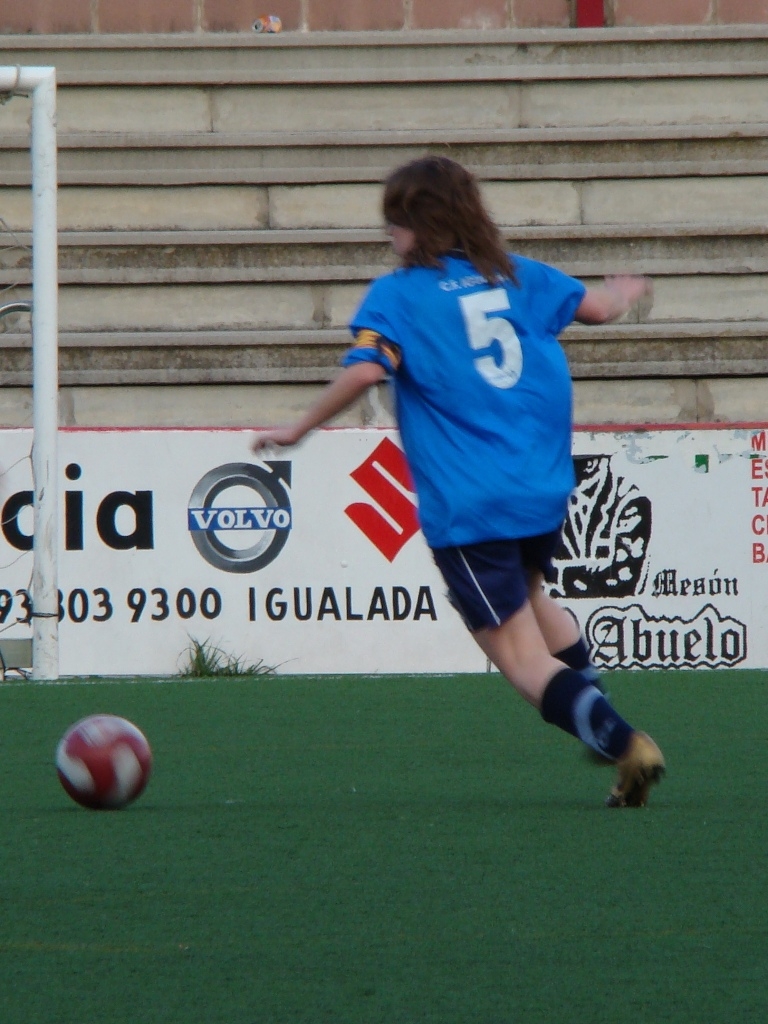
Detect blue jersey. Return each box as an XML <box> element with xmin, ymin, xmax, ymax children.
<box><xmin>344</xmin><ymin>253</ymin><xmax>586</xmax><ymax>549</ymax></box>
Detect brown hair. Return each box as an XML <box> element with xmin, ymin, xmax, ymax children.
<box><xmin>382</xmin><ymin>156</ymin><xmax>516</xmax><ymax>284</ymax></box>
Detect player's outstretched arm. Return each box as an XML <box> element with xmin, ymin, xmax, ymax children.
<box><xmin>574</xmin><ymin>275</ymin><xmax>652</xmax><ymax>325</ymax></box>
<box><xmin>251</xmin><ymin>361</ymin><xmax>387</xmax><ymax>453</ymax></box>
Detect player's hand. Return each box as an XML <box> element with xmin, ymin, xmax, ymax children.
<box><xmin>604</xmin><ymin>274</ymin><xmax>653</xmax><ymax>308</ymax></box>
<box><xmin>250</xmin><ymin>427</ymin><xmax>301</xmax><ymax>454</ymax></box>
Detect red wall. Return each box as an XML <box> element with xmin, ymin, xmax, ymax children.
<box><xmin>1</xmin><ymin>0</ymin><xmax>767</xmax><ymax>34</ymax></box>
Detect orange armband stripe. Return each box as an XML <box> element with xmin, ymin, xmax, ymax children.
<box><xmin>353</xmin><ymin>328</ymin><xmax>401</xmax><ymax>371</ymax></box>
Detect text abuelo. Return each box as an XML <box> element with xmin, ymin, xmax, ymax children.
<box><xmin>586</xmin><ymin>602</ymin><xmax>746</xmax><ymax>669</ymax></box>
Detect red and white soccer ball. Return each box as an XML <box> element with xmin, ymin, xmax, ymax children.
<box><xmin>56</xmin><ymin>714</ymin><xmax>153</xmax><ymax>810</ymax></box>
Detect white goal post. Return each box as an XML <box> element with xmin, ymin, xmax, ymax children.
<box><xmin>0</xmin><ymin>66</ymin><xmax>59</xmax><ymax>680</ymax></box>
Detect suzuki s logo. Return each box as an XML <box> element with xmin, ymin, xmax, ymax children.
<box><xmin>345</xmin><ymin>438</ymin><xmax>419</xmax><ymax>562</ymax></box>
<box><xmin>188</xmin><ymin>462</ymin><xmax>291</xmax><ymax>573</ymax></box>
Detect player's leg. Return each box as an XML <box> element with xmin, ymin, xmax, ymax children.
<box><xmin>470</xmin><ymin>599</ymin><xmax>574</xmax><ymax>708</ymax></box>
<box><xmin>527</xmin><ymin>570</ymin><xmax>610</xmax><ymax>770</ymax></box>
<box><xmin>528</xmin><ymin>578</ymin><xmax>578</xmax><ymax>650</ymax></box>
<box><xmin>527</xmin><ymin>572</ymin><xmax>601</xmax><ymax>683</ymax></box>
<box><xmin>433</xmin><ymin>538</ymin><xmax>665</xmax><ymax>806</ymax></box>
<box><xmin>473</xmin><ymin>606</ymin><xmax>665</xmax><ymax>806</ymax></box>
<box><xmin>471</xmin><ymin>602</ymin><xmax>626</xmax><ymax>751</ymax></box>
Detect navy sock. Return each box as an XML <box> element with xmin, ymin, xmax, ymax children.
<box><xmin>561</xmin><ymin>634</ymin><xmax>602</xmax><ymax>675</ymax></box>
<box><xmin>555</xmin><ymin>636</ymin><xmax>603</xmax><ymax>689</ymax></box>
<box><xmin>540</xmin><ymin>668</ymin><xmax>632</xmax><ymax>761</ymax></box>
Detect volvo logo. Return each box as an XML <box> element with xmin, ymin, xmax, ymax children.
<box><xmin>188</xmin><ymin>462</ymin><xmax>292</xmax><ymax>573</ymax></box>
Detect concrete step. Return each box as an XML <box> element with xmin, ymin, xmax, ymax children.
<box><xmin>2</xmin><ymin>225</ymin><xmax>767</xmax><ymax>283</ymax></box>
<box><xmin>8</xmin><ymin>57</ymin><xmax>768</xmax><ymax>86</ymax></box>
<box><xmin>4</xmin><ymin>27</ymin><xmax>768</xmax><ymax>77</ymax></box>
<box><xmin>5</xmin><ymin>59</ymin><xmax>768</xmax><ymax>86</ymax></box>
<box><xmin>2</xmin><ymin>78</ymin><xmax>767</xmax><ymax>134</ymax></box>
<box><xmin>2</xmin><ymin>169</ymin><xmax>768</xmax><ymax>230</ymax></box>
<box><xmin>2</xmin><ymin>267</ymin><xmax>767</xmax><ymax>334</ymax></box>
<box><xmin>1</xmin><ymin>322</ymin><xmax>765</xmax><ymax>386</ymax></box>
<box><xmin>3</xmin><ymin>125</ymin><xmax>768</xmax><ymax>186</ymax></box>
<box><xmin>3</xmin><ymin>237</ymin><xmax>765</xmax><ymax>333</ymax></box>
<box><xmin>4</xmin><ymin>31</ymin><xmax>768</xmax><ymax>135</ymax></box>
<box><xmin>1</xmin><ymin>28</ymin><xmax>765</xmax><ymax>403</ymax></box>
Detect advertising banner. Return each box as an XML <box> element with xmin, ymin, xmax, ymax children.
<box><xmin>0</xmin><ymin>425</ymin><xmax>764</xmax><ymax>676</ymax></box>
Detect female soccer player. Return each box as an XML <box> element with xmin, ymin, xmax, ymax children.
<box><xmin>251</xmin><ymin>156</ymin><xmax>665</xmax><ymax>808</ymax></box>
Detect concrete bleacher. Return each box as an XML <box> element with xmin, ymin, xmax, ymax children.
<box><xmin>1</xmin><ymin>26</ymin><xmax>767</xmax><ymax>426</ymax></box>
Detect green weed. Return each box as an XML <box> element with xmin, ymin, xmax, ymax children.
<box><xmin>177</xmin><ymin>636</ymin><xmax>275</xmax><ymax>678</ymax></box>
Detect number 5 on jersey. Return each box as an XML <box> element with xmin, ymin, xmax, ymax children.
<box><xmin>459</xmin><ymin>288</ymin><xmax>523</xmax><ymax>389</ymax></box>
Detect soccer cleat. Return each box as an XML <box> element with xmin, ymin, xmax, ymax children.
<box><xmin>605</xmin><ymin>731</ymin><xmax>665</xmax><ymax>808</ymax></box>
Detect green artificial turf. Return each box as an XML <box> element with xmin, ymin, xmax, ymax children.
<box><xmin>0</xmin><ymin>671</ymin><xmax>765</xmax><ymax>1024</ymax></box>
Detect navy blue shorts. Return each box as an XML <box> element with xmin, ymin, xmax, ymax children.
<box><xmin>431</xmin><ymin>531</ymin><xmax>561</xmax><ymax>632</ymax></box>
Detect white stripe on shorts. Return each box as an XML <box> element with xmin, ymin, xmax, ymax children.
<box><xmin>458</xmin><ymin>547</ymin><xmax>501</xmax><ymax>627</ymax></box>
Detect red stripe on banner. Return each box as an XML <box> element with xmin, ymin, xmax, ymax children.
<box><xmin>576</xmin><ymin>0</ymin><xmax>605</xmax><ymax>27</ymax></box>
